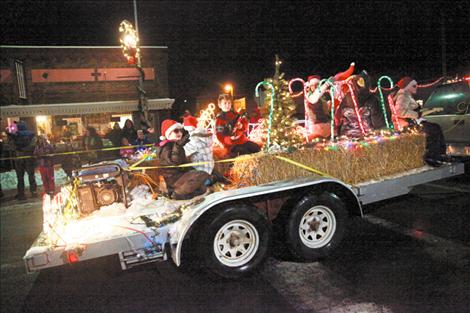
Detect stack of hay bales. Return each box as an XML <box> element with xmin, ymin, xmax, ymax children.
<box><xmin>231</xmin><ymin>133</ymin><xmax>426</xmax><ymax>187</ymax></box>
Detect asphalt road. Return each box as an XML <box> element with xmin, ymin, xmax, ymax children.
<box><xmin>1</xmin><ymin>173</ymin><xmax>469</xmax><ymax>313</ymax></box>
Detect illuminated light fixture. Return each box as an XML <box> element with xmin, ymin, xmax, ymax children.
<box><xmin>119</xmin><ymin>20</ymin><xmax>140</xmax><ymax>65</ymax></box>
<box><xmin>36</xmin><ymin>115</ymin><xmax>48</xmax><ymax>123</ymax></box>
<box><xmin>224</xmin><ymin>84</ymin><xmax>233</xmax><ymax>97</ymax></box>
<box><xmin>65</xmin><ymin>250</ymin><xmax>79</xmax><ymax>264</ymax></box>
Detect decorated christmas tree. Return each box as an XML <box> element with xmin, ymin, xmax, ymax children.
<box><xmin>260</xmin><ymin>55</ymin><xmax>304</xmax><ymax>151</ymax></box>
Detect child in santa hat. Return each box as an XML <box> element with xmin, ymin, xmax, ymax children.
<box><xmin>157</xmin><ymin>119</ymin><xmax>210</xmax><ymax>200</ymax></box>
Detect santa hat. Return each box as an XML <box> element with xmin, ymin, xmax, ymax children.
<box><xmin>183</xmin><ymin>115</ymin><xmax>198</xmax><ymax>131</ymax></box>
<box><xmin>307</xmin><ymin>75</ymin><xmax>321</xmax><ymax>85</ymax></box>
<box><xmin>397</xmin><ymin>76</ymin><xmax>417</xmax><ymax>90</ymax></box>
<box><xmin>334</xmin><ymin>62</ymin><xmax>355</xmax><ymax>81</ymax></box>
<box><xmin>160</xmin><ymin>119</ymin><xmax>182</xmax><ymax>141</ymax></box>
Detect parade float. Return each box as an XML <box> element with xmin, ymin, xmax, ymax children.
<box><xmin>24</xmin><ymin>57</ymin><xmax>464</xmax><ymax>279</ymax></box>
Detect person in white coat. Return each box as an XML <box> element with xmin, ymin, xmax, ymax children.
<box><xmin>183</xmin><ymin>115</ymin><xmax>215</xmax><ymax>175</ymax></box>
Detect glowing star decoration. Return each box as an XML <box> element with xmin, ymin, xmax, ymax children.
<box><xmin>119</xmin><ymin>20</ymin><xmax>140</xmax><ymax>65</ymax></box>
<box><xmin>197</xmin><ymin>103</ymin><xmax>224</xmax><ymax>148</ymax></box>
<box><xmin>377</xmin><ymin>76</ymin><xmax>394</xmax><ymax>129</ymax></box>
<box><xmin>198</xmin><ymin>103</ymin><xmax>217</xmax><ymax>130</ymax></box>
<box><xmin>255</xmin><ymin>81</ymin><xmax>275</xmax><ymax>151</ymax></box>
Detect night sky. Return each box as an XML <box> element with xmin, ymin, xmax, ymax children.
<box><xmin>2</xmin><ymin>0</ymin><xmax>469</xmax><ymax>106</ymax></box>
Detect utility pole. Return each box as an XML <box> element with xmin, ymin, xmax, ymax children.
<box><xmin>440</xmin><ymin>10</ymin><xmax>447</xmax><ymax>77</ymax></box>
<box><xmin>133</xmin><ymin>0</ymin><xmax>151</xmax><ymax>129</ymax></box>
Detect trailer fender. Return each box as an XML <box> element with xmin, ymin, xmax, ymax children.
<box><xmin>169</xmin><ymin>177</ymin><xmax>361</xmax><ymax>267</ymax></box>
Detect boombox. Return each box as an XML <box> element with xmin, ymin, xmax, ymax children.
<box><xmin>75</xmin><ymin>163</ymin><xmax>128</xmax><ymax>215</ymax></box>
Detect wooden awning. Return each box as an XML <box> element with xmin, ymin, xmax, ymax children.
<box><xmin>0</xmin><ymin>98</ymin><xmax>174</xmax><ymax>117</ymax></box>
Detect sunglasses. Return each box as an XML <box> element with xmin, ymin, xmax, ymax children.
<box><xmin>412</xmin><ymin>85</ymin><xmax>418</xmax><ymax>88</ymax></box>
<box><xmin>173</xmin><ymin>128</ymin><xmax>182</xmax><ymax>134</ymax></box>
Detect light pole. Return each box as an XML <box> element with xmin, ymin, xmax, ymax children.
<box><xmin>119</xmin><ymin>0</ymin><xmax>151</xmax><ymax>129</ymax></box>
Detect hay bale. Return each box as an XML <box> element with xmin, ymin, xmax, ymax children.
<box><xmin>231</xmin><ymin>133</ymin><xmax>425</xmax><ymax>186</ymax></box>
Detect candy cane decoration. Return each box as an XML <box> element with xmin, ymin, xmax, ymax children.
<box><xmin>346</xmin><ymin>82</ymin><xmax>366</xmax><ymax>136</ymax></box>
<box><xmin>317</xmin><ymin>79</ymin><xmax>336</xmax><ymax>141</ymax></box>
<box><xmin>255</xmin><ymin>81</ymin><xmax>275</xmax><ymax>151</ymax></box>
<box><xmin>377</xmin><ymin>76</ymin><xmax>394</xmax><ymax>129</ymax></box>
<box><xmin>289</xmin><ymin>78</ymin><xmax>311</xmax><ymax>139</ymax></box>
<box><xmin>288</xmin><ymin>78</ymin><xmax>306</xmax><ymax>98</ymax></box>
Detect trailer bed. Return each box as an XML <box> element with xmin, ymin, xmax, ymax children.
<box><xmin>24</xmin><ymin>162</ymin><xmax>465</xmax><ymax>272</ymax></box>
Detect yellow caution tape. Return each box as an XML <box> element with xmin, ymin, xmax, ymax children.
<box><xmin>128</xmin><ymin>153</ymin><xmax>258</xmax><ymax>171</ymax></box>
<box><xmin>0</xmin><ymin>143</ymin><xmax>155</xmax><ymax>161</ymax></box>
<box><xmin>274</xmin><ymin>155</ymin><xmax>331</xmax><ymax>178</ymax></box>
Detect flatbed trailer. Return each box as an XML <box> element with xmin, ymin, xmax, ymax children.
<box><xmin>24</xmin><ymin>162</ymin><xmax>465</xmax><ymax>278</ymax></box>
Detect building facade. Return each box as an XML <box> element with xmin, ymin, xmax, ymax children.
<box><xmin>0</xmin><ymin>45</ymin><xmax>173</xmax><ymax>140</ymax></box>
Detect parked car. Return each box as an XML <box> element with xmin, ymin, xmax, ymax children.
<box><xmin>423</xmin><ymin>77</ymin><xmax>470</xmax><ymax>157</ymax></box>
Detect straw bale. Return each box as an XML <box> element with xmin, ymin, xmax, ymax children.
<box><xmin>231</xmin><ymin>133</ymin><xmax>425</xmax><ymax>186</ymax></box>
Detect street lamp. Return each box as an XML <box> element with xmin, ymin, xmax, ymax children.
<box><xmin>224</xmin><ymin>83</ymin><xmax>234</xmax><ymax>98</ymax></box>
<box><xmin>119</xmin><ymin>15</ymin><xmax>151</xmax><ymax>129</ymax></box>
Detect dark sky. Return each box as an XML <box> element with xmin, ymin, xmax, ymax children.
<box><xmin>2</xmin><ymin>0</ymin><xmax>469</xmax><ymax>102</ymax></box>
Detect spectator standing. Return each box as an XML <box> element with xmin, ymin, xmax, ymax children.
<box><xmin>121</xmin><ymin>119</ymin><xmax>137</xmax><ymax>143</ymax></box>
<box><xmin>106</xmin><ymin>122</ymin><xmax>122</xmax><ymax>147</ymax></box>
<box><xmin>82</xmin><ymin>126</ymin><xmax>103</xmax><ymax>163</ymax></box>
<box><xmin>34</xmin><ymin>135</ymin><xmax>55</xmax><ymax>195</ymax></box>
<box><xmin>7</xmin><ymin>121</ymin><xmax>37</xmax><ymax>200</ymax></box>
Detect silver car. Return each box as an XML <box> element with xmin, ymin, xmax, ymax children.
<box><xmin>423</xmin><ymin>78</ymin><xmax>470</xmax><ymax>157</ymax></box>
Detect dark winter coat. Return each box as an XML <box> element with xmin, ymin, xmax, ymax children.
<box><xmin>157</xmin><ymin>132</ymin><xmax>190</xmax><ymax>189</ymax></box>
<box><xmin>121</xmin><ymin>120</ymin><xmax>138</xmax><ymax>143</ymax></box>
<box><xmin>10</xmin><ymin>121</ymin><xmax>36</xmax><ymax>156</ymax></box>
<box><xmin>336</xmin><ymin>73</ymin><xmax>386</xmax><ymax>137</ymax></box>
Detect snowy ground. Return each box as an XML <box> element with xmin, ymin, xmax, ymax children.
<box><xmin>0</xmin><ymin>168</ymin><xmax>69</xmax><ymax>190</ymax></box>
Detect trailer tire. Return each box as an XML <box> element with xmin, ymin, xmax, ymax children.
<box><xmin>286</xmin><ymin>192</ymin><xmax>347</xmax><ymax>261</ymax></box>
<box><xmin>196</xmin><ymin>204</ymin><xmax>271</xmax><ymax>279</ymax></box>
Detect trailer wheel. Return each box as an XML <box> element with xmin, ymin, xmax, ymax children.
<box><xmin>286</xmin><ymin>192</ymin><xmax>347</xmax><ymax>261</ymax></box>
<box><xmin>196</xmin><ymin>204</ymin><xmax>270</xmax><ymax>279</ymax></box>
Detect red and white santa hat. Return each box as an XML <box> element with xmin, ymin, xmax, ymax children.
<box><xmin>397</xmin><ymin>76</ymin><xmax>417</xmax><ymax>90</ymax></box>
<box><xmin>160</xmin><ymin>119</ymin><xmax>182</xmax><ymax>141</ymax></box>
<box><xmin>307</xmin><ymin>75</ymin><xmax>321</xmax><ymax>85</ymax></box>
<box><xmin>183</xmin><ymin>115</ymin><xmax>198</xmax><ymax>132</ymax></box>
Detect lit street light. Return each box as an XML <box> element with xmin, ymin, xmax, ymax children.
<box><xmin>224</xmin><ymin>83</ymin><xmax>234</xmax><ymax>98</ymax></box>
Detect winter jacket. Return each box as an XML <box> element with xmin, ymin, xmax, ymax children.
<box><xmin>394</xmin><ymin>89</ymin><xmax>419</xmax><ymax>129</ymax></box>
<box><xmin>34</xmin><ymin>141</ymin><xmax>55</xmax><ymax>167</ymax></box>
<box><xmin>215</xmin><ymin>111</ymin><xmax>249</xmax><ymax>148</ymax></box>
<box><xmin>157</xmin><ymin>133</ymin><xmax>190</xmax><ymax>189</ymax></box>
<box><xmin>121</xmin><ymin>120</ymin><xmax>138</xmax><ymax>142</ymax></box>
<box><xmin>9</xmin><ymin>122</ymin><xmax>36</xmax><ymax>156</ymax></box>
<box><xmin>183</xmin><ymin>128</ymin><xmax>214</xmax><ymax>174</ymax></box>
